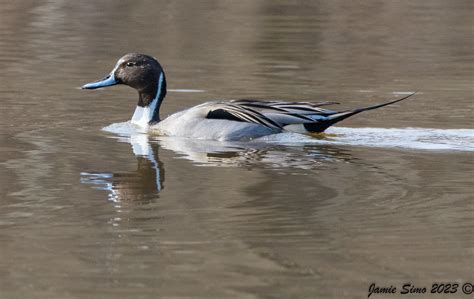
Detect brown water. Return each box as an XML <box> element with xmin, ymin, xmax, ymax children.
<box><xmin>1</xmin><ymin>1</ymin><xmax>473</xmax><ymax>298</ymax></box>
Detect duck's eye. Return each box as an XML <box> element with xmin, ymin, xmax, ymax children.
<box><xmin>125</xmin><ymin>62</ymin><xmax>135</xmax><ymax>67</ymax></box>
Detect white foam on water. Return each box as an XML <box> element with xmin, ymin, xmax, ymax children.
<box><xmin>103</xmin><ymin>122</ymin><xmax>474</xmax><ymax>152</ymax></box>
<box><xmin>103</xmin><ymin>121</ymin><xmax>144</xmax><ymax>135</ymax></box>
<box><xmin>260</xmin><ymin>127</ymin><xmax>474</xmax><ymax>152</ymax></box>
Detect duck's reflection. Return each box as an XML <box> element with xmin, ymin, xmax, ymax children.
<box><xmin>81</xmin><ymin>127</ymin><xmax>353</xmax><ymax>202</ymax></box>
<box><xmin>155</xmin><ymin>135</ymin><xmax>352</xmax><ymax>169</ymax></box>
<box><xmin>81</xmin><ymin>134</ymin><xmax>164</xmax><ymax>202</ymax></box>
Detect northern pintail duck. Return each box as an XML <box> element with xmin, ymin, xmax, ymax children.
<box><xmin>82</xmin><ymin>53</ymin><xmax>414</xmax><ymax>141</ymax></box>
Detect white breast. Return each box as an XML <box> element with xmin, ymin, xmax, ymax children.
<box><xmin>131</xmin><ymin>105</ymin><xmax>155</xmax><ymax>127</ymax></box>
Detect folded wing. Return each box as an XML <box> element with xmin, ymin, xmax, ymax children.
<box><xmin>204</xmin><ymin>93</ymin><xmax>415</xmax><ymax>134</ymax></box>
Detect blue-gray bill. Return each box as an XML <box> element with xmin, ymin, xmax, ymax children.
<box><xmin>81</xmin><ymin>73</ymin><xmax>118</xmax><ymax>89</ymax></box>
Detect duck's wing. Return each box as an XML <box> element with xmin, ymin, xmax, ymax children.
<box><xmin>234</xmin><ymin>94</ymin><xmax>415</xmax><ymax>133</ymax></box>
<box><xmin>230</xmin><ymin>99</ymin><xmax>340</xmax><ymax>126</ymax></box>
<box><xmin>231</xmin><ymin>99</ymin><xmax>340</xmax><ymax>114</ymax></box>
<box><xmin>204</xmin><ymin>93</ymin><xmax>415</xmax><ymax>133</ymax></box>
<box><xmin>204</xmin><ymin>102</ymin><xmax>283</xmax><ymax>130</ymax></box>
<box><xmin>202</xmin><ymin>100</ymin><xmax>337</xmax><ymax>132</ymax></box>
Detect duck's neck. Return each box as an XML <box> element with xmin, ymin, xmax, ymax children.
<box><xmin>131</xmin><ymin>72</ymin><xmax>166</xmax><ymax>127</ymax></box>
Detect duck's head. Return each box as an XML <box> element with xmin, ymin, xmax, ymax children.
<box><xmin>82</xmin><ymin>53</ymin><xmax>167</xmax><ymax>108</ymax></box>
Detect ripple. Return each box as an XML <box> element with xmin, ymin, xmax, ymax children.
<box><xmin>261</xmin><ymin>127</ymin><xmax>474</xmax><ymax>151</ymax></box>
<box><xmin>103</xmin><ymin>122</ymin><xmax>474</xmax><ymax>152</ymax></box>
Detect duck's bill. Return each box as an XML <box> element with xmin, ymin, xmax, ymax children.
<box><xmin>82</xmin><ymin>73</ymin><xmax>118</xmax><ymax>89</ymax></box>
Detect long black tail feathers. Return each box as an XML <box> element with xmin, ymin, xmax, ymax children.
<box><xmin>304</xmin><ymin>92</ymin><xmax>416</xmax><ymax>133</ymax></box>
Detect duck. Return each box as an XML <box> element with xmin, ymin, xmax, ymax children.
<box><xmin>82</xmin><ymin>53</ymin><xmax>415</xmax><ymax>141</ymax></box>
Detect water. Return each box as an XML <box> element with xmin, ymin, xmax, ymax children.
<box><xmin>1</xmin><ymin>1</ymin><xmax>473</xmax><ymax>298</ymax></box>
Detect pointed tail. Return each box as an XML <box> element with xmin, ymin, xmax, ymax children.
<box><xmin>304</xmin><ymin>92</ymin><xmax>416</xmax><ymax>133</ymax></box>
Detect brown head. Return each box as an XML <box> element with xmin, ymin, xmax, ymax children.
<box><xmin>82</xmin><ymin>53</ymin><xmax>167</xmax><ymax>108</ymax></box>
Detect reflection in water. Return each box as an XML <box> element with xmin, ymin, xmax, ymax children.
<box><xmin>80</xmin><ymin>123</ymin><xmax>355</xmax><ymax>201</ymax></box>
<box><xmin>80</xmin><ymin>119</ymin><xmax>473</xmax><ymax>202</ymax></box>
<box><xmin>81</xmin><ymin>134</ymin><xmax>164</xmax><ymax>202</ymax></box>
<box><xmin>155</xmin><ymin>135</ymin><xmax>352</xmax><ymax>169</ymax></box>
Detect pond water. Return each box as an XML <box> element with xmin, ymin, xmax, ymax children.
<box><xmin>0</xmin><ymin>1</ymin><xmax>472</xmax><ymax>298</ymax></box>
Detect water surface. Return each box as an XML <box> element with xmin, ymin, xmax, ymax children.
<box><xmin>1</xmin><ymin>1</ymin><xmax>473</xmax><ymax>298</ymax></box>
